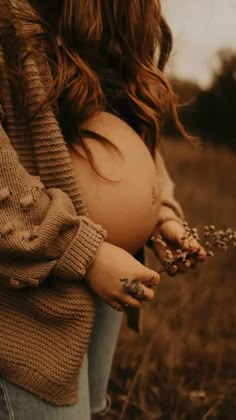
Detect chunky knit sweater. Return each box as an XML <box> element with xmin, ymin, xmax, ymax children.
<box><xmin>0</xmin><ymin>0</ymin><xmax>184</xmax><ymax>406</ymax></box>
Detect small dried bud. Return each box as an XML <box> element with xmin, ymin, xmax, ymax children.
<box><xmin>158</xmin><ymin>223</ymin><xmax>235</xmax><ymax>277</ymax></box>
<box><xmin>185</xmin><ymin>260</ymin><xmax>191</xmax><ymax>268</ymax></box>
<box><xmin>207</xmin><ymin>251</ymin><xmax>214</xmax><ymax>257</ymax></box>
<box><xmin>214</xmin><ymin>240</ymin><xmax>227</xmax><ymax>248</ymax></box>
<box><xmin>169</xmin><ymin>265</ymin><xmax>179</xmax><ymax>274</ymax></box>
<box><xmin>166</xmin><ymin>250</ymin><xmax>173</xmax><ymax>260</ymax></box>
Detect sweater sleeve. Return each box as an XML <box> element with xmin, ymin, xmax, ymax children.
<box><xmin>154</xmin><ymin>148</ymin><xmax>184</xmax><ymax>227</ymax></box>
<box><xmin>0</xmin><ymin>110</ymin><xmax>107</xmax><ymax>289</ymax></box>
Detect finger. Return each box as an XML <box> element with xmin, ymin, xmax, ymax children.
<box><xmin>123</xmin><ymin>294</ymin><xmax>142</xmax><ymax>308</ymax></box>
<box><xmin>119</xmin><ymin>281</ymin><xmax>155</xmax><ymax>302</ymax></box>
<box><xmin>152</xmin><ymin>242</ymin><xmax>167</xmax><ymax>263</ymax></box>
<box><xmin>138</xmin><ymin>284</ymin><xmax>155</xmax><ymax>301</ymax></box>
<box><xmin>195</xmin><ymin>247</ymin><xmax>207</xmax><ymax>261</ymax></box>
<box><xmin>185</xmin><ymin>248</ymin><xmax>206</xmax><ymax>263</ymax></box>
<box><xmin>114</xmin><ymin>295</ymin><xmax>141</xmax><ymax>310</ymax></box>
<box><xmin>139</xmin><ymin>269</ymin><xmax>160</xmax><ymax>287</ymax></box>
<box><xmin>142</xmin><ymin>270</ymin><xmax>160</xmax><ymax>287</ymax></box>
<box><xmin>182</xmin><ymin>237</ymin><xmax>207</xmax><ymax>260</ymax></box>
<box><xmin>110</xmin><ymin>301</ymin><xmax>125</xmax><ymax>312</ymax></box>
<box><xmin>153</xmin><ymin>238</ymin><xmax>206</xmax><ymax>266</ymax></box>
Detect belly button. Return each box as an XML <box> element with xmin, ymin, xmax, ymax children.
<box><xmin>151</xmin><ymin>186</ymin><xmax>157</xmax><ymax>205</ymax></box>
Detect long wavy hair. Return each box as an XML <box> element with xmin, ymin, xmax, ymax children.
<box><xmin>0</xmin><ymin>0</ymin><xmax>189</xmax><ymax>178</ymax></box>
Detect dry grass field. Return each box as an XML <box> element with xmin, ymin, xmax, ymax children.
<box><xmin>108</xmin><ymin>138</ymin><xmax>236</xmax><ymax>419</ymax></box>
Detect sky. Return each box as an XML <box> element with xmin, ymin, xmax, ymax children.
<box><xmin>162</xmin><ymin>0</ymin><xmax>236</xmax><ymax>87</ymax></box>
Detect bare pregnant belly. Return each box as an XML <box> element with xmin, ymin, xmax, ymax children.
<box><xmin>69</xmin><ymin>112</ymin><xmax>160</xmax><ymax>254</ymax></box>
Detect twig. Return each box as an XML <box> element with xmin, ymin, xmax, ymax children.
<box><xmin>201</xmin><ymin>394</ymin><xmax>225</xmax><ymax>420</ymax></box>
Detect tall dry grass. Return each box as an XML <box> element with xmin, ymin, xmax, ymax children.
<box><xmin>108</xmin><ymin>139</ymin><xmax>236</xmax><ymax>420</ymax></box>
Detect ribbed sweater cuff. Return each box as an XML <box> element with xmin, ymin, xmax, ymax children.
<box><xmin>53</xmin><ymin>216</ymin><xmax>107</xmax><ymax>281</ymax></box>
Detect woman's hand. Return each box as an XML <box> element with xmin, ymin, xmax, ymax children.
<box><xmin>85</xmin><ymin>241</ymin><xmax>160</xmax><ymax>311</ymax></box>
<box><xmin>151</xmin><ymin>220</ymin><xmax>206</xmax><ymax>273</ymax></box>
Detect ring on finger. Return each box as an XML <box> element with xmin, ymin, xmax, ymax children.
<box><xmin>145</xmin><ymin>271</ymin><xmax>155</xmax><ymax>286</ymax></box>
<box><xmin>149</xmin><ymin>271</ymin><xmax>155</xmax><ymax>282</ymax></box>
<box><xmin>120</xmin><ymin>278</ymin><xmax>147</xmax><ymax>301</ymax></box>
<box><xmin>124</xmin><ymin>297</ymin><xmax>134</xmax><ymax>307</ymax></box>
<box><xmin>120</xmin><ymin>278</ymin><xmax>143</xmax><ymax>296</ymax></box>
<box><xmin>126</xmin><ymin>282</ymin><xmax>146</xmax><ymax>300</ymax></box>
<box><xmin>131</xmin><ymin>285</ymin><xmax>148</xmax><ymax>301</ymax></box>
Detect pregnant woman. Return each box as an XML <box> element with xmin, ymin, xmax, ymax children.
<box><xmin>0</xmin><ymin>0</ymin><xmax>205</xmax><ymax>419</ymax></box>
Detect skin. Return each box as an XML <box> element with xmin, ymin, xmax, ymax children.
<box><xmin>153</xmin><ymin>220</ymin><xmax>207</xmax><ymax>269</ymax></box>
<box><xmin>29</xmin><ymin>2</ymin><xmax>205</xmax><ymax>309</ymax></box>
<box><xmin>77</xmin><ymin>113</ymin><xmax>206</xmax><ymax>310</ymax></box>
<box><xmin>69</xmin><ymin>112</ymin><xmax>160</xmax><ymax>255</ymax></box>
<box><xmin>85</xmin><ymin>221</ymin><xmax>205</xmax><ymax>311</ymax></box>
<box><xmin>86</xmin><ymin>241</ymin><xmax>160</xmax><ymax>311</ymax></box>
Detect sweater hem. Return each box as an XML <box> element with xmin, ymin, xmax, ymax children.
<box><xmin>0</xmin><ymin>363</ymin><xmax>78</xmax><ymax>406</ymax></box>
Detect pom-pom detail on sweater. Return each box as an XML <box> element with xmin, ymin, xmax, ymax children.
<box><xmin>0</xmin><ymin>222</ymin><xmax>14</xmax><ymax>237</ymax></box>
<box><xmin>0</xmin><ymin>187</ymin><xmax>11</xmax><ymax>202</ymax></box>
<box><xmin>21</xmin><ymin>229</ymin><xmax>39</xmax><ymax>241</ymax></box>
<box><xmin>19</xmin><ymin>194</ymin><xmax>34</xmax><ymax>209</ymax></box>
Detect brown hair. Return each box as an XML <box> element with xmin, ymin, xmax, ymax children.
<box><xmin>1</xmin><ymin>0</ymin><xmax>189</xmax><ymax>179</ymax></box>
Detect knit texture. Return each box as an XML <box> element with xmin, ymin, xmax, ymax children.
<box><xmin>0</xmin><ymin>0</ymin><xmax>184</xmax><ymax>406</ymax></box>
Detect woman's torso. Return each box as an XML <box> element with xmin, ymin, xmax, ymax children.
<box><xmin>69</xmin><ymin>112</ymin><xmax>160</xmax><ymax>255</ymax></box>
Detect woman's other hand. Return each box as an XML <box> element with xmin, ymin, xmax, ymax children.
<box><xmin>151</xmin><ymin>220</ymin><xmax>206</xmax><ymax>272</ymax></box>
<box><xmin>85</xmin><ymin>242</ymin><xmax>160</xmax><ymax>311</ymax></box>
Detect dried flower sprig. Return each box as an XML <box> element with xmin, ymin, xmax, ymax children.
<box><xmin>150</xmin><ymin>222</ymin><xmax>236</xmax><ymax>276</ymax></box>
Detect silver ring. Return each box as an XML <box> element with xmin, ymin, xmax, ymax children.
<box><xmin>120</xmin><ymin>278</ymin><xmax>147</xmax><ymax>300</ymax></box>
<box><xmin>150</xmin><ymin>271</ymin><xmax>155</xmax><ymax>282</ymax></box>
<box><xmin>124</xmin><ymin>297</ymin><xmax>134</xmax><ymax>307</ymax></box>
<box><xmin>120</xmin><ymin>278</ymin><xmax>141</xmax><ymax>295</ymax></box>
<box><xmin>146</xmin><ymin>271</ymin><xmax>155</xmax><ymax>286</ymax></box>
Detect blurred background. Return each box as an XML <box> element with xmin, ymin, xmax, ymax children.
<box><xmin>163</xmin><ymin>0</ymin><xmax>236</xmax><ymax>149</ymax></box>
<box><xmin>107</xmin><ymin>1</ymin><xmax>236</xmax><ymax>419</ymax></box>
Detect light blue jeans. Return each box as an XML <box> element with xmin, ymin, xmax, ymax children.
<box><xmin>0</xmin><ymin>296</ymin><xmax>123</xmax><ymax>420</ymax></box>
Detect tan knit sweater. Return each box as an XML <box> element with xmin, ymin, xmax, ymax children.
<box><xmin>0</xmin><ymin>0</ymin><xmax>184</xmax><ymax>406</ymax></box>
